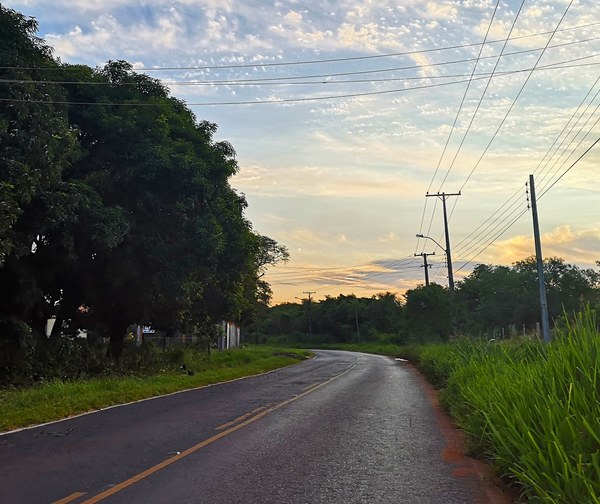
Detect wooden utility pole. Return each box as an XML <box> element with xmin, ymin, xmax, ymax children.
<box><xmin>414</xmin><ymin>252</ymin><xmax>435</xmax><ymax>286</ymax></box>
<box><xmin>425</xmin><ymin>191</ymin><xmax>460</xmax><ymax>292</ymax></box>
<box><xmin>528</xmin><ymin>175</ymin><xmax>551</xmax><ymax>343</ymax></box>
<box><xmin>303</xmin><ymin>291</ymin><xmax>315</xmax><ymax>339</ymax></box>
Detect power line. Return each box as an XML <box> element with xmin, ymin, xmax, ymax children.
<box><xmin>0</xmin><ymin>72</ymin><xmax>537</xmax><ymax>107</ymax></box>
<box><xmin>419</xmin><ymin>0</ymin><xmax>524</xmax><ymax>257</ymax></box>
<box><xmin>3</xmin><ymin>20</ymin><xmax>597</xmax><ymax>73</ymax></box>
<box><xmin>455</xmin><ymin>207</ymin><xmax>528</xmax><ymax>274</ymax></box>
<box><xmin>438</xmin><ymin>0</ymin><xmax>527</xmax><ymax>193</ymax></box>
<box><xmin>537</xmin><ymin>89</ymin><xmax>600</xmax><ymax>190</ymax></box>
<box><xmin>426</xmin><ymin>0</ymin><xmax>501</xmax><ymax>196</ymax></box>
<box><xmin>539</xmin><ymin>136</ymin><xmax>600</xmax><ymax>198</ymax></box>
<box><xmin>452</xmin><ymin>132</ymin><xmax>599</xmax><ymax>273</ymax></box>
<box><xmin>2</xmin><ymin>54</ymin><xmax>597</xmax><ymax>108</ymax></box>
<box><xmin>449</xmin><ymin>72</ymin><xmax>600</xmax><ymax>270</ymax></box>
<box><xmin>453</xmin><ymin>188</ymin><xmax>525</xmax><ymax>257</ymax></box>
<box><xmin>452</xmin><ymin>0</ymin><xmax>575</xmax><ymax>196</ymax></box>
<box><xmin>533</xmin><ymin>75</ymin><xmax>600</xmax><ymax>184</ymax></box>
<box><xmin>4</xmin><ymin>54</ymin><xmax>599</xmax><ymax>87</ymax></box>
<box><xmin>434</xmin><ymin>0</ymin><xmax>576</xmax><ymax>247</ymax></box>
<box><xmin>3</xmin><ymin>36</ymin><xmax>599</xmax><ymax>88</ymax></box>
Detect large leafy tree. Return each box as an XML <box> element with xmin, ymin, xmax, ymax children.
<box><xmin>0</xmin><ymin>7</ymin><xmax>80</xmax><ymax>345</ymax></box>
<box><xmin>52</xmin><ymin>61</ymin><xmax>270</xmax><ymax>356</ymax></box>
<box><xmin>0</xmin><ymin>6</ymin><xmax>78</xmax><ymax>262</ymax></box>
<box><xmin>1</xmin><ymin>8</ymin><xmax>287</xmax><ymax>360</ymax></box>
<box><xmin>455</xmin><ymin>257</ymin><xmax>600</xmax><ymax>336</ymax></box>
<box><xmin>455</xmin><ymin>264</ymin><xmax>533</xmax><ymax>335</ymax></box>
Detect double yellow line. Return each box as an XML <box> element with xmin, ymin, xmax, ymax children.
<box><xmin>52</xmin><ymin>370</ymin><xmax>351</xmax><ymax>504</ymax></box>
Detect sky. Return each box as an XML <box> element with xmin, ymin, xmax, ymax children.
<box><xmin>5</xmin><ymin>0</ymin><xmax>600</xmax><ymax>304</ymax></box>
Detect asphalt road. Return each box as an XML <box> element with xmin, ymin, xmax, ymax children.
<box><xmin>0</xmin><ymin>350</ymin><xmax>505</xmax><ymax>504</ymax></box>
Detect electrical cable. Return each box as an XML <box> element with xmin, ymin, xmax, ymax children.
<box><xmin>2</xmin><ymin>20</ymin><xmax>597</xmax><ymax>73</ymax></box>
<box><xmin>437</xmin><ymin>0</ymin><xmax>527</xmax><ymax>193</ymax></box>
<box><xmin>432</xmin><ymin>0</ymin><xmax>576</xmax><ymax>255</ymax></box>
<box><xmin>426</xmin><ymin>0</ymin><xmax>501</xmax><ymax>197</ymax></box>
<box><xmin>537</xmin><ymin>91</ymin><xmax>600</xmax><ymax>190</ymax></box>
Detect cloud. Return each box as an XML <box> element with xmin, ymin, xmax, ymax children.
<box><xmin>423</xmin><ymin>2</ymin><xmax>458</xmax><ymax>22</ymax></box>
<box><xmin>264</xmin><ymin>256</ymin><xmax>425</xmax><ymax>303</ymax></box>
<box><xmin>283</xmin><ymin>10</ymin><xmax>303</xmax><ymax>25</ymax></box>
<box><xmin>486</xmin><ymin>225</ymin><xmax>600</xmax><ymax>266</ymax></box>
<box><xmin>5</xmin><ymin>0</ymin><xmax>599</xmax><ymax>307</ymax></box>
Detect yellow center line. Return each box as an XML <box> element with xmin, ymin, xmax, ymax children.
<box><xmin>215</xmin><ymin>405</ymin><xmax>271</xmax><ymax>430</ymax></box>
<box><xmin>80</xmin><ymin>365</ymin><xmax>354</xmax><ymax>504</ymax></box>
<box><xmin>52</xmin><ymin>492</ymin><xmax>87</xmax><ymax>504</ymax></box>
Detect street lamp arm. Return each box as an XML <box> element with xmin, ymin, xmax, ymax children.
<box><xmin>416</xmin><ymin>233</ymin><xmax>446</xmax><ymax>252</ymax></box>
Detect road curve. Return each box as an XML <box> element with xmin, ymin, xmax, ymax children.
<box><xmin>0</xmin><ymin>350</ymin><xmax>507</xmax><ymax>504</ymax></box>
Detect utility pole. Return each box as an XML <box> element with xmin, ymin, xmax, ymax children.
<box><xmin>528</xmin><ymin>175</ymin><xmax>551</xmax><ymax>343</ymax></box>
<box><xmin>425</xmin><ymin>191</ymin><xmax>460</xmax><ymax>292</ymax></box>
<box><xmin>414</xmin><ymin>252</ymin><xmax>435</xmax><ymax>286</ymax></box>
<box><xmin>303</xmin><ymin>291</ymin><xmax>315</xmax><ymax>340</ymax></box>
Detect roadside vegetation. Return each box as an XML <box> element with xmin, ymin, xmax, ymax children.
<box><xmin>418</xmin><ymin>310</ymin><xmax>600</xmax><ymax>504</ymax></box>
<box><xmin>0</xmin><ymin>345</ymin><xmax>310</xmax><ymax>432</ymax></box>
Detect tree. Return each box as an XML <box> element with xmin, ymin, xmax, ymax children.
<box><xmin>514</xmin><ymin>257</ymin><xmax>599</xmax><ymax>320</ymax></box>
<box><xmin>49</xmin><ymin>61</ymin><xmax>265</xmax><ymax>356</ymax></box>
<box><xmin>0</xmin><ymin>6</ymin><xmax>79</xmax><ymax>263</ymax></box>
<box><xmin>404</xmin><ymin>284</ymin><xmax>452</xmax><ymax>342</ymax></box>
<box><xmin>455</xmin><ymin>258</ymin><xmax>600</xmax><ymax>337</ymax></box>
<box><xmin>0</xmin><ymin>7</ymin><xmax>289</xmax><ymax>373</ymax></box>
<box><xmin>455</xmin><ymin>264</ymin><xmax>533</xmax><ymax>336</ymax></box>
<box><xmin>0</xmin><ymin>6</ymin><xmax>80</xmax><ymax>348</ymax></box>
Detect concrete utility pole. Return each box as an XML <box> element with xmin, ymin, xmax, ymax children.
<box><xmin>414</xmin><ymin>252</ymin><xmax>435</xmax><ymax>286</ymax></box>
<box><xmin>303</xmin><ymin>291</ymin><xmax>316</xmax><ymax>340</ymax></box>
<box><xmin>528</xmin><ymin>175</ymin><xmax>551</xmax><ymax>343</ymax></box>
<box><xmin>424</xmin><ymin>191</ymin><xmax>460</xmax><ymax>292</ymax></box>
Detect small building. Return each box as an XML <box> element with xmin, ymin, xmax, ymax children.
<box><xmin>218</xmin><ymin>321</ymin><xmax>240</xmax><ymax>350</ymax></box>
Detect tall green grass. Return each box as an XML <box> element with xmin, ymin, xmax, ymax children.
<box><xmin>419</xmin><ymin>310</ymin><xmax>600</xmax><ymax>503</ymax></box>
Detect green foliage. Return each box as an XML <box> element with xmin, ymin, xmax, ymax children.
<box><xmin>0</xmin><ymin>7</ymin><xmax>288</xmax><ymax>368</ymax></box>
<box><xmin>455</xmin><ymin>258</ymin><xmax>600</xmax><ymax>337</ymax></box>
<box><xmin>404</xmin><ymin>283</ymin><xmax>453</xmax><ymax>342</ymax></box>
<box><xmin>0</xmin><ymin>7</ymin><xmax>80</xmax><ymax>263</ymax></box>
<box><xmin>417</xmin><ymin>309</ymin><xmax>600</xmax><ymax>503</ymax></box>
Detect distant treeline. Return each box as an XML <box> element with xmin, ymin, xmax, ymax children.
<box><xmin>248</xmin><ymin>257</ymin><xmax>600</xmax><ymax>345</ymax></box>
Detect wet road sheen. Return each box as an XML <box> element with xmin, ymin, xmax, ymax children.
<box><xmin>1</xmin><ymin>351</ymin><xmax>490</xmax><ymax>503</ymax></box>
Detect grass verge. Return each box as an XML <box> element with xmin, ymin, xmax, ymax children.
<box><xmin>416</xmin><ymin>311</ymin><xmax>600</xmax><ymax>503</ymax></box>
<box><xmin>0</xmin><ymin>346</ymin><xmax>311</xmax><ymax>432</ymax></box>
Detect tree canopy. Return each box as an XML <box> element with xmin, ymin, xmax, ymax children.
<box><xmin>0</xmin><ymin>6</ymin><xmax>287</xmax><ymax>363</ymax></box>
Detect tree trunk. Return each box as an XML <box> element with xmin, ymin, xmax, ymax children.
<box><xmin>107</xmin><ymin>317</ymin><xmax>128</xmax><ymax>360</ymax></box>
